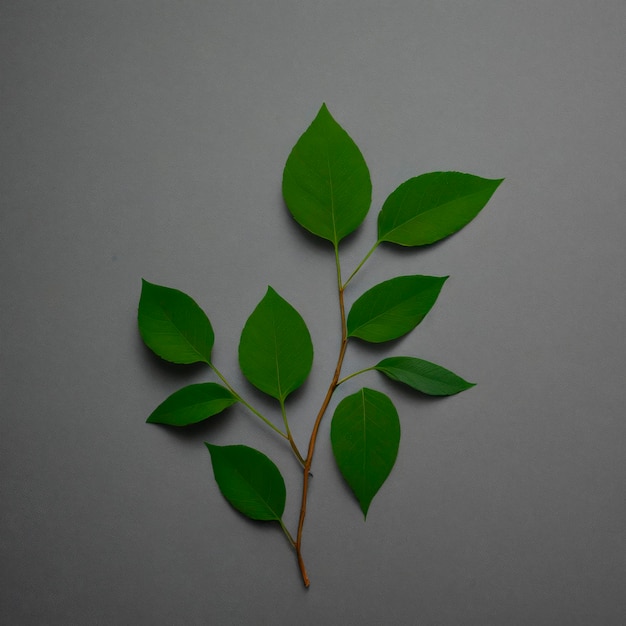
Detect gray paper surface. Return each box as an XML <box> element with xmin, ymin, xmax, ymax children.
<box><xmin>2</xmin><ymin>2</ymin><xmax>625</xmax><ymax>624</ymax></box>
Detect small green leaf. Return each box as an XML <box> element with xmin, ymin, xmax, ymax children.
<box><xmin>138</xmin><ymin>279</ymin><xmax>214</xmax><ymax>364</ymax></box>
<box><xmin>282</xmin><ymin>103</ymin><xmax>372</xmax><ymax>245</ymax></box>
<box><xmin>238</xmin><ymin>287</ymin><xmax>313</xmax><ymax>401</ymax></box>
<box><xmin>146</xmin><ymin>383</ymin><xmax>237</xmax><ymax>426</ymax></box>
<box><xmin>331</xmin><ymin>388</ymin><xmax>400</xmax><ymax>518</ymax></box>
<box><xmin>375</xmin><ymin>357</ymin><xmax>475</xmax><ymax>396</ymax></box>
<box><xmin>206</xmin><ymin>444</ymin><xmax>286</xmax><ymax>522</ymax></box>
<box><xmin>378</xmin><ymin>172</ymin><xmax>503</xmax><ymax>246</ymax></box>
<box><xmin>347</xmin><ymin>275</ymin><xmax>447</xmax><ymax>343</ymax></box>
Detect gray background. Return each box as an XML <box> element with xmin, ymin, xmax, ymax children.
<box><xmin>2</xmin><ymin>1</ymin><xmax>625</xmax><ymax>624</ymax></box>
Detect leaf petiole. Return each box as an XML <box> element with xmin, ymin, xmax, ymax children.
<box><xmin>343</xmin><ymin>240</ymin><xmax>380</xmax><ymax>288</ymax></box>
<box><xmin>279</xmin><ymin>519</ymin><xmax>296</xmax><ymax>548</ymax></box>
<box><xmin>139</xmin><ymin>105</ymin><xmax>502</xmax><ymax>588</ymax></box>
<box><xmin>209</xmin><ymin>362</ymin><xmax>288</xmax><ymax>440</ymax></box>
<box><xmin>336</xmin><ymin>366</ymin><xmax>375</xmax><ymax>386</ymax></box>
<box><xmin>280</xmin><ymin>398</ymin><xmax>306</xmax><ymax>466</ymax></box>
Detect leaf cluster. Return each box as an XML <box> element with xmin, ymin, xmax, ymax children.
<box><xmin>137</xmin><ymin>104</ymin><xmax>502</xmax><ymax>586</ymax></box>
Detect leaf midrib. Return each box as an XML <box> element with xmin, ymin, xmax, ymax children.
<box><xmin>321</xmin><ymin>117</ymin><xmax>339</xmax><ymax>246</ymax></box>
<box><xmin>349</xmin><ymin>287</ymin><xmax>433</xmax><ymax>336</ymax></box>
<box><xmin>381</xmin><ymin>187</ymin><xmax>489</xmax><ymax>241</ymax></box>
<box><xmin>232</xmin><ymin>466</ymin><xmax>282</xmax><ymax>521</ymax></box>
<box><xmin>145</xmin><ymin>309</ymin><xmax>211</xmax><ymax>363</ymax></box>
<box><xmin>271</xmin><ymin>310</ymin><xmax>284</xmax><ymax>400</ymax></box>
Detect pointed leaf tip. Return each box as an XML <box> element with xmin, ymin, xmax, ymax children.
<box><xmin>347</xmin><ymin>275</ymin><xmax>447</xmax><ymax>343</ymax></box>
<box><xmin>378</xmin><ymin>172</ymin><xmax>503</xmax><ymax>246</ymax></box>
<box><xmin>238</xmin><ymin>287</ymin><xmax>313</xmax><ymax>401</ymax></box>
<box><xmin>206</xmin><ymin>443</ymin><xmax>286</xmax><ymax>522</ymax></box>
<box><xmin>331</xmin><ymin>388</ymin><xmax>400</xmax><ymax>518</ymax></box>
<box><xmin>146</xmin><ymin>382</ymin><xmax>237</xmax><ymax>426</ymax></box>
<box><xmin>138</xmin><ymin>279</ymin><xmax>214</xmax><ymax>364</ymax></box>
<box><xmin>375</xmin><ymin>357</ymin><xmax>475</xmax><ymax>396</ymax></box>
<box><xmin>282</xmin><ymin>105</ymin><xmax>372</xmax><ymax>245</ymax></box>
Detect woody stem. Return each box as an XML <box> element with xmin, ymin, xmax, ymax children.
<box><xmin>294</xmin><ymin>244</ymin><xmax>348</xmax><ymax>587</ymax></box>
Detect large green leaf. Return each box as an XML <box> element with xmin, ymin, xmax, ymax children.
<box><xmin>347</xmin><ymin>275</ymin><xmax>447</xmax><ymax>343</ymax></box>
<box><xmin>375</xmin><ymin>357</ymin><xmax>475</xmax><ymax>396</ymax></box>
<box><xmin>378</xmin><ymin>172</ymin><xmax>503</xmax><ymax>246</ymax></box>
<box><xmin>238</xmin><ymin>287</ymin><xmax>313</xmax><ymax>401</ymax></box>
<box><xmin>206</xmin><ymin>444</ymin><xmax>286</xmax><ymax>522</ymax></box>
<box><xmin>282</xmin><ymin>103</ymin><xmax>372</xmax><ymax>245</ymax></box>
<box><xmin>138</xmin><ymin>279</ymin><xmax>214</xmax><ymax>364</ymax></box>
<box><xmin>146</xmin><ymin>383</ymin><xmax>237</xmax><ymax>426</ymax></box>
<box><xmin>331</xmin><ymin>388</ymin><xmax>400</xmax><ymax>518</ymax></box>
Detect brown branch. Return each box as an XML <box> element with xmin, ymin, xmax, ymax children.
<box><xmin>295</xmin><ymin>286</ymin><xmax>348</xmax><ymax>587</ymax></box>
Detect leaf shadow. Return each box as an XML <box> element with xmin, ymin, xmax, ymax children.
<box><xmin>149</xmin><ymin>407</ymin><xmax>236</xmax><ymax>445</ymax></box>
<box><xmin>216</xmin><ymin>512</ymin><xmax>293</xmax><ymax>558</ymax></box>
<box><xmin>349</xmin><ymin>333</ymin><xmax>407</xmax><ymax>355</ymax></box>
<box><xmin>332</xmin><ymin>469</ymin><xmax>363</xmax><ymax>516</ymax></box>
<box><xmin>345</xmin><ymin>334</ymin><xmax>419</xmax><ymax>373</ymax></box>
<box><xmin>380</xmin><ymin>377</ymin><xmax>448</xmax><ymax>408</ymax></box>
<box><xmin>344</xmin><ymin>338</ymin><xmax>453</xmax><ymax>408</ymax></box>
<box><xmin>278</xmin><ymin>193</ymin><xmax>373</xmax><ymax>258</ymax></box>
<box><xmin>137</xmin><ymin>336</ymin><xmax>207</xmax><ymax>384</ymax></box>
<box><xmin>137</xmin><ymin>338</ymin><xmax>241</xmax><ymax>449</ymax></box>
<box><xmin>377</xmin><ymin>238</ymin><xmax>451</xmax><ymax>266</ymax></box>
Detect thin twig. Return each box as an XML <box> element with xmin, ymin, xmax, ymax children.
<box><xmin>295</xmin><ymin>246</ymin><xmax>348</xmax><ymax>587</ymax></box>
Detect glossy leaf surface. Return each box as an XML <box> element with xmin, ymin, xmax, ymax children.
<box><xmin>378</xmin><ymin>172</ymin><xmax>503</xmax><ymax>246</ymax></box>
<box><xmin>238</xmin><ymin>287</ymin><xmax>313</xmax><ymax>401</ymax></box>
<box><xmin>147</xmin><ymin>383</ymin><xmax>237</xmax><ymax>426</ymax></box>
<box><xmin>375</xmin><ymin>357</ymin><xmax>475</xmax><ymax>396</ymax></box>
<box><xmin>282</xmin><ymin>104</ymin><xmax>372</xmax><ymax>245</ymax></box>
<box><xmin>206</xmin><ymin>444</ymin><xmax>286</xmax><ymax>522</ymax></box>
<box><xmin>347</xmin><ymin>275</ymin><xmax>447</xmax><ymax>343</ymax></box>
<box><xmin>331</xmin><ymin>388</ymin><xmax>400</xmax><ymax>518</ymax></box>
<box><xmin>138</xmin><ymin>279</ymin><xmax>214</xmax><ymax>364</ymax></box>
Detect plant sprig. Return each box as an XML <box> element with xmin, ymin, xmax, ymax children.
<box><xmin>137</xmin><ymin>103</ymin><xmax>503</xmax><ymax>587</ymax></box>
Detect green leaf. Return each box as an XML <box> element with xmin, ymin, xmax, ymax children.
<box><xmin>206</xmin><ymin>444</ymin><xmax>286</xmax><ymax>522</ymax></box>
<box><xmin>138</xmin><ymin>279</ymin><xmax>214</xmax><ymax>364</ymax></box>
<box><xmin>375</xmin><ymin>357</ymin><xmax>475</xmax><ymax>396</ymax></box>
<box><xmin>331</xmin><ymin>388</ymin><xmax>400</xmax><ymax>518</ymax></box>
<box><xmin>347</xmin><ymin>275</ymin><xmax>447</xmax><ymax>343</ymax></box>
<box><xmin>378</xmin><ymin>172</ymin><xmax>503</xmax><ymax>246</ymax></box>
<box><xmin>238</xmin><ymin>287</ymin><xmax>313</xmax><ymax>401</ymax></box>
<box><xmin>146</xmin><ymin>383</ymin><xmax>237</xmax><ymax>426</ymax></box>
<box><xmin>282</xmin><ymin>103</ymin><xmax>372</xmax><ymax>245</ymax></box>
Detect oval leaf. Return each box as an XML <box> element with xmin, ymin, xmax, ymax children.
<box><xmin>375</xmin><ymin>356</ymin><xmax>475</xmax><ymax>396</ymax></box>
<box><xmin>206</xmin><ymin>444</ymin><xmax>286</xmax><ymax>522</ymax></box>
<box><xmin>378</xmin><ymin>172</ymin><xmax>503</xmax><ymax>246</ymax></box>
<box><xmin>347</xmin><ymin>275</ymin><xmax>447</xmax><ymax>343</ymax></box>
<box><xmin>331</xmin><ymin>388</ymin><xmax>400</xmax><ymax>518</ymax></box>
<box><xmin>238</xmin><ymin>287</ymin><xmax>313</xmax><ymax>401</ymax></box>
<box><xmin>282</xmin><ymin>103</ymin><xmax>372</xmax><ymax>245</ymax></box>
<box><xmin>138</xmin><ymin>279</ymin><xmax>214</xmax><ymax>364</ymax></box>
<box><xmin>146</xmin><ymin>383</ymin><xmax>237</xmax><ymax>426</ymax></box>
